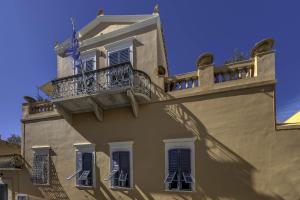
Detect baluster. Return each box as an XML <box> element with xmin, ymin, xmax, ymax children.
<box><xmin>185</xmin><ymin>79</ymin><xmax>189</xmax><ymax>89</ymax></box>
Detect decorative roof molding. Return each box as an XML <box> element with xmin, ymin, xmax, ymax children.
<box><xmin>78</xmin><ymin>15</ymin><xmax>156</xmax><ymax>39</ymax></box>
<box><xmin>80</xmin><ymin>16</ymin><xmax>159</xmax><ymax>49</ymax></box>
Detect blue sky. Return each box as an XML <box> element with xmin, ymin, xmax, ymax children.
<box><xmin>0</xmin><ymin>0</ymin><xmax>299</xmax><ymax>139</ymax></box>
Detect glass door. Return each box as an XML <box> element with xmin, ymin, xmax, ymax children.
<box><xmin>0</xmin><ymin>184</ymin><xmax>8</xmax><ymax>200</ymax></box>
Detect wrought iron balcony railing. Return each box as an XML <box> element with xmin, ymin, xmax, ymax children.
<box><xmin>0</xmin><ymin>154</ymin><xmax>23</xmax><ymax>169</ymax></box>
<box><xmin>51</xmin><ymin>62</ymin><xmax>151</xmax><ymax>100</ymax></box>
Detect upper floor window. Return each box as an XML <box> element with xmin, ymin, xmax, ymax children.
<box><xmin>105</xmin><ymin>38</ymin><xmax>134</xmax><ymax>67</ymax></box>
<box><xmin>74</xmin><ymin>143</ymin><xmax>95</xmax><ymax>187</ymax></box>
<box><xmin>31</xmin><ymin>146</ymin><xmax>50</xmax><ymax>185</ymax></box>
<box><xmin>164</xmin><ymin>138</ymin><xmax>196</xmax><ymax>192</ymax></box>
<box><xmin>106</xmin><ymin>141</ymin><xmax>133</xmax><ymax>189</ymax></box>
<box><xmin>75</xmin><ymin>50</ymin><xmax>96</xmax><ymax>74</ymax></box>
<box><xmin>108</xmin><ymin>48</ymin><xmax>131</xmax><ymax>66</ymax></box>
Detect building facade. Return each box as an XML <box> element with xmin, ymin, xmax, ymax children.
<box><xmin>1</xmin><ymin>7</ymin><xmax>300</xmax><ymax>200</ymax></box>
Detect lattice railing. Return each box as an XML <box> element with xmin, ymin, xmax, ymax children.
<box><xmin>51</xmin><ymin>62</ymin><xmax>151</xmax><ymax>100</ymax></box>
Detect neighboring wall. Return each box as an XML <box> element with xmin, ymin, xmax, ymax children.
<box><xmin>21</xmin><ymin>81</ymin><xmax>300</xmax><ymax>200</ymax></box>
<box><xmin>0</xmin><ymin>140</ymin><xmax>20</xmax><ymax>155</ymax></box>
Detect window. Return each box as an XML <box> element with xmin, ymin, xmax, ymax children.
<box><xmin>0</xmin><ymin>184</ymin><xmax>7</xmax><ymax>200</ymax></box>
<box><xmin>108</xmin><ymin>48</ymin><xmax>130</xmax><ymax>66</ymax></box>
<box><xmin>74</xmin><ymin>51</ymin><xmax>97</xmax><ymax>93</ymax></box>
<box><xmin>105</xmin><ymin>38</ymin><xmax>134</xmax><ymax>66</ymax></box>
<box><xmin>16</xmin><ymin>194</ymin><xmax>27</xmax><ymax>200</ymax></box>
<box><xmin>31</xmin><ymin>146</ymin><xmax>50</xmax><ymax>185</ymax></box>
<box><xmin>106</xmin><ymin>141</ymin><xmax>133</xmax><ymax>188</ymax></box>
<box><xmin>73</xmin><ymin>143</ymin><xmax>95</xmax><ymax>187</ymax></box>
<box><xmin>164</xmin><ymin>138</ymin><xmax>196</xmax><ymax>191</ymax></box>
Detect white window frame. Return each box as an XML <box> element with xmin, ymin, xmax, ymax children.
<box><xmin>31</xmin><ymin>146</ymin><xmax>51</xmax><ymax>186</ymax></box>
<box><xmin>105</xmin><ymin>37</ymin><xmax>134</xmax><ymax>67</ymax></box>
<box><xmin>108</xmin><ymin>141</ymin><xmax>133</xmax><ymax>189</ymax></box>
<box><xmin>16</xmin><ymin>194</ymin><xmax>28</xmax><ymax>200</ymax></box>
<box><xmin>163</xmin><ymin>137</ymin><xmax>196</xmax><ymax>192</ymax></box>
<box><xmin>73</xmin><ymin>143</ymin><xmax>96</xmax><ymax>188</ymax></box>
<box><xmin>74</xmin><ymin>49</ymin><xmax>97</xmax><ymax>75</ymax></box>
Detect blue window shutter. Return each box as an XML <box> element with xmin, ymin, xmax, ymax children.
<box><xmin>109</xmin><ymin>48</ymin><xmax>130</xmax><ymax>66</ymax></box>
<box><xmin>76</xmin><ymin>151</ymin><xmax>83</xmax><ymax>186</ymax></box>
<box><xmin>82</xmin><ymin>153</ymin><xmax>93</xmax><ymax>186</ymax></box>
<box><xmin>168</xmin><ymin>149</ymin><xmax>179</xmax><ymax>173</ymax></box>
<box><xmin>109</xmin><ymin>52</ymin><xmax>119</xmax><ymax>66</ymax></box>
<box><xmin>119</xmin><ymin>151</ymin><xmax>130</xmax><ymax>187</ymax></box>
<box><xmin>119</xmin><ymin>48</ymin><xmax>130</xmax><ymax>64</ymax></box>
<box><xmin>112</xmin><ymin>151</ymin><xmax>120</xmax><ymax>187</ymax></box>
<box><xmin>179</xmin><ymin>149</ymin><xmax>191</xmax><ymax>173</ymax></box>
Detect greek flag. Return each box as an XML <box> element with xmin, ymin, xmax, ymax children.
<box><xmin>64</xmin><ymin>18</ymin><xmax>87</xmax><ymax>90</ymax></box>
<box><xmin>65</xmin><ymin>18</ymin><xmax>81</xmax><ymax>69</ymax></box>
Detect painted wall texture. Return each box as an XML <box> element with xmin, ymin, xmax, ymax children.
<box><xmin>1</xmin><ymin>12</ymin><xmax>299</xmax><ymax>200</ymax></box>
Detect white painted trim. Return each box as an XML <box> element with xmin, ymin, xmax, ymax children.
<box><xmin>164</xmin><ymin>137</ymin><xmax>196</xmax><ymax>192</ymax></box>
<box><xmin>16</xmin><ymin>194</ymin><xmax>28</xmax><ymax>200</ymax></box>
<box><xmin>104</xmin><ymin>37</ymin><xmax>135</xmax><ymax>50</ymax></box>
<box><xmin>108</xmin><ymin>141</ymin><xmax>133</xmax><ymax>189</ymax></box>
<box><xmin>31</xmin><ymin>145</ymin><xmax>50</xmax><ymax>150</ymax></box>
<box><xmin>74</xmin><ymin>143</ymin><xmax>96</xmax><ymax>188</ymax></box>
<box><xmin>74</xmin><ymin>143</ymin><xmax>95</xmax><ymax>148</ymax></box>
<box><xmin>163</xmin><ymin>137</ymin><xmax>197</xmax><ymax>143</ymax></box>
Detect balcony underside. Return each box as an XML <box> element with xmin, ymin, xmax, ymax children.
<box><xmin>52</xmin><ymin>87</ymin><xmax>150</xmax><ymax>112</ymax></box>
<box><xmin>52</xmin><ymin>87</ymin><xmax>150</xmax><ymax>121</ymax></box>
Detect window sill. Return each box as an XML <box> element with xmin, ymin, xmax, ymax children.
<box><xmin>164</xmin><ymin>189</ymin><xmax>195</xmax><ymax>193</ymax></box>
<box><xmin>76</xmin><ymin>185</ymin><xmax>95</xmax><ymax>189</ymax></box>
<box><xmin>33</xmin><ymin>183</ymin><xmax>50</xmax><ymax>187</ymax></box>
<box><xmin>110</xmin><ymin>186</ymin><xmax>133</xmax><ymax>191</ymax></box>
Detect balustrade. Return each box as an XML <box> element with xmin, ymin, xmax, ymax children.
<box><xmin>165</xmin><ymin>73</ymin><xmax>199</xmax><ymax>92</ymax></box>
<box><xmin>51</xmin><ymin>62</ymin><xmax>151</xmax><ymax>100</ymax></box>
<box><xmin>214</xmin><ymin>62</ymin><xmax>254</xmax><ymax>83</ymax></box>
<box><xmin>29</xmin><ymin>102</ymin><xmax>54</xmax><ymax>114</ymax></box>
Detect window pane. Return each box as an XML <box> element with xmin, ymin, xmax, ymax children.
<box><xmin>111</xmin><ymin>151</ymin><xmax>130</xmax><ymax>188</ymax></box>
<box><xmin>109</xmin><ymin>52</ymin><xmax>119</xmax><ymax>66</ymax></box>
<box><xmin>108</xmin><ymin>48</ymin><xmax>130</xmax><ymax>66</ymax></box>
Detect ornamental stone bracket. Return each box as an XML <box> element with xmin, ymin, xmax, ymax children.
<box><xmin>127</xmin><ymin>89</ymin><xmax>139</xmax><ymax>118</ymax></box>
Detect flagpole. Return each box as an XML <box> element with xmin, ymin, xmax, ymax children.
<box><xmin>70</xmin><ymin>17</ymin><xmax>88</xmax><ymax>92</ymax></box>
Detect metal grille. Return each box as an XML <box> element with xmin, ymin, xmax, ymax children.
<box><xmin>52</xmin><ymin>62</ymin><xmax>151</xmax><ymax>100</ymax></box>
<box><xmin>32</xmin><ymin>154</ymin><xmax>49</xmax><ymax>185</ymax></box>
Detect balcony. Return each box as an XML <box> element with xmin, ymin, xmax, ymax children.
<box><xmin>0</xmin><ymin>154</ymin><xmax>23</xmax><ymax>170</ymax></box>
<box><xmin>50</xmin><ymin>62</ymin><xmax>151</xmax><ymax>120</ymax></box>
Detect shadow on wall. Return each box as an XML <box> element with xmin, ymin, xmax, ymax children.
<box><xmin>39</xmin><ymin>155</ymin><xmax>70</xmax><ymax>200</ymax></box>
<box><xmin>67</xmin><ymin>83</ymin><xmax>282</xmax><ymax>200</ymax></box>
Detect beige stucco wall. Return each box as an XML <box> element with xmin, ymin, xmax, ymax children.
<box><xmin>20</xmin><ymin>82</ymin><xmax>300</xmax><ymax>200</ymax></box>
